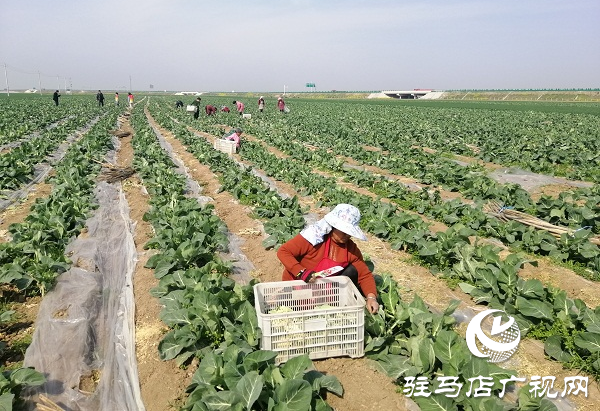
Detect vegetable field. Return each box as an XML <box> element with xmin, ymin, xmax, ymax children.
<box><xmin>1</xmin><ymin>93</ymin><xmax>600</xmax><ymax>411</ymax></box>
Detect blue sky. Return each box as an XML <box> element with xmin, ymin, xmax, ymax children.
<box><xmin>1</xmin><ymin>0</ymin><xmax>598</xmax><ymax>92</ymax></box>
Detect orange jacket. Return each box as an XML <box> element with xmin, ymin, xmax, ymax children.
<box><xmin>277</xmin><ymin>233</ymin><xmax>377</xmax><ymax>296</ymax></box>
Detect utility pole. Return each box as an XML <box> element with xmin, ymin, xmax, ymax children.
<box><xmin>4</xmin><ymin>63</ymin><xmax>9</xmax><ymax>96</ymax></box>
<box><xmin>38</xmin><ymin>71</ymin><xmax>42</xmax><ymax>95</ymax></box>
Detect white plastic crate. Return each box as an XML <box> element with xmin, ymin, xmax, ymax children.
<box><xmin>254</xmin><ymin>276</ymin><xmax>365</xmax><ymax>364</ymax></box>
<box><xmin>242</xmin><ymin>113</ymin><xmax>252</xmax><ymax>119</ymax></box>
<box><xmin>213</xmin><ymin>139</ymin><xmax>237</xmax><ymax>154</ymax></box>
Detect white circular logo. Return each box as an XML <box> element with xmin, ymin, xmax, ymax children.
<box><xmin>465</xmin><ymin>309</ymin><xmax>521</xmax><ymax>363</ymax></box>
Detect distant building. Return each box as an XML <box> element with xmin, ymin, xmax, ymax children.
<box><xmin>174</xmin><ymin>91</ymin><xmax>203</xmax><ymax>96</ymax></box>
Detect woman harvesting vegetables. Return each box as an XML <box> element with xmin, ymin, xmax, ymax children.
<box><xmin>277</xmin><ymin>204</ymin><xmax>379</xmax><ymax>314</ymax></box>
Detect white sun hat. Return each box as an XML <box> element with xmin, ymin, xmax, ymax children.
<box><xmin>323</xmin><ymin>204</ymin><xmax>367</xmax><ymax>241</ymax></box>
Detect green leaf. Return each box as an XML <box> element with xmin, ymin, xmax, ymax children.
<box><xmin>413</xmin><ymin>394</ymin><xmax>456</xmax><ymax>410</ymax></box>
<box><xmin>160</xmin><ymin>308</ymin><xmax>192</xmax><ymax>326</ymax></box>
<box><xmin>373</xmin><ymin>353</ymin><xmax>416</xmax><ymax>379</ymax></box>
<box><xmin>304</xmin><ymin>370</ymin><xmax>344</xmax><ymax>397</ymax></box>
<box><xmin>202</xmin><ymin>391</ymin><xmax>244</xmax><ymax>411</ymax></box>
<box><xmin>583</xmin><ymin>308</ymin><xmax>600</xmax><ymax>334</ymax></box>
<box><xmin>314</xmin><ymin>397</ymin><xmax>333</xmax><ymax>411</ymax></box>
<box><xmin>517</xmin><ymin>278</ymin><xmax>546</xmax><ymax>299</ymax></box>
<box><xmin>280</xmin><ymin>355</ymin><xmax>312</xmax><ymax>380</ymax></box>
<box><xmin>433</xmin><ymin>330</ymin><xmax>459</xmax><ymax>364</ymax></box>
<box><xmin>315</xmin><ymin>374</ymin><xmax>343</xmax><ymax>397</ymax></box>
<box><xmin>262</xmin><ymin>235</ymin><xmax>279</xmax><ymax>250</ymax></box>
<box><xmin>9</xmin><ymin>367</ymin><xmax>46</xmax><ymax>386</ymax></box>
<box><xmin>442</xmin><ymin>299</ymin><xmax>461</xmax><ymax>317</ymax></box>
<box><xmin>223</xmin><ymin>359</ymin><xmax>244</xmax><ymax>390</ymax></box>
<box><xmin>157</xmin><ymin>330</ymin><xmax>184</xmax><ymax>361</ymax></box>
<box><xmin>544</xmin><ymin>335</ymin><xmax>573</xmax><ymax>362</ymax></box>
<box><xmin>243</xmin><ymin>350</ymin><xmax>278</xmax><ymax>372</ymax></box>
<box><xmin>235</xmin><ymin>371</ymin><xmax>263</xmax><ymax>410</ymax></box>
<box><xmin>0</xmin><ymin>393</ymin><xmax>15</xmax><ymax>411</ymax></box>
<box><xmin>516</xmin><ymin>296</ymin><xmax>554</xmax><ymax>321</ymax></box>
<box><xmin>574</xmin><ymin>332</ymin><xmax>600</xmax><ymax>353</ymax></box>
<box><xmin>153</xmin><ymin>258</ymin><xmax>176</xmax><ymax>278</ymax></box>
<box><xmin>273</xmin><ymin>379</ymin><xmax>313</xmax><ymax>411</ymax></box>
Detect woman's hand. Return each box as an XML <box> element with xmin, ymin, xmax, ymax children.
<box><xmin>366</xmin><ymin>294</ymin><xmax>379</xmax><ymax>314</ymax></box>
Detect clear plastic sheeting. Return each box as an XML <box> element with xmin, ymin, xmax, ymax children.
<box><xmin>489</xmin><ymin>167</ymin><xmax>594</xmax><ymax>191</ymax></box>
<box><xmin>23</xmin><ymin>177</ymin><xmax>144</xmax><ymax>410</ymax></box>
<box><xmin>222</xmin><ymin>232</ymin><xmax>255</xmax><ymax>285</ymax></box>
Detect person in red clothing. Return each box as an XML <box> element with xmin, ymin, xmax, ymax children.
<box><xmin>205</xmin><ymin>104</ymin><xmax>217</xmax><ymax>116</ymax></box>
<box><xmin>232</xmin><ymin>100</ymin><xmax>245</xmax><ymax>115</ymax></box>
<box><xmin>277</xmin><ymin>204</ymin><xmax>379</xmax><ymax>314</ymax></box>
<box><xmin>225</xmin><ymin>127</ymin><xmax>242</xmax><ymax>149</ymax></box>
<box><xmin>220</xmin><ymin>105</ymin><xmax>230</xmax><ymax>113</ymax></box>
<box><xmin>277</xmin><ymin>97</ymin><xmax>286</xmax><ymax>112</ymax></box>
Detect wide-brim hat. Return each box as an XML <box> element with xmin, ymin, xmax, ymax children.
<box><xmin>323</xmin><ymin>204</ymin><xmax>367</xmax><ymax>241</ymax></box>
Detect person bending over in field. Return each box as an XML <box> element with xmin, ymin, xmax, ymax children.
<box><xmin>232</xmin><ymin>100</ymin><xmax>245</xmax><ymax>115</ymax></box>
<box><xmin>221</xmin><ymin>105</ymin><xmax>230</xmax><ymax>113</ymax></box>
<box><xmin>225</xmin><ymin>128</ymin><xmax>243</xmax><ymax>150</ymax></box>
<box><xmin>277</xmin><ymin>204</ymin><xmax>380</xmax><ymax>314</ymax></box>
<box><xmin>175</xmin><ymin>100</ymin><xmax>184</xmax><ymax>108</ymax></box>
<box><xmin>205</xmin><ymin>104</ymin><xmax>217</xmax><ymax>116</ymax></box>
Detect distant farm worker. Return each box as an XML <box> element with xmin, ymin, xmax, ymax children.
<box><xmin>52</xmin><ymin>90</ymin><xmax>61</xmax><ymax>106</ymax></box>
<box><xmin>205</xmin><ymin>104</ymin><xmax>217</xmax><ymax>116</ymax></box>
<box><xmin>175</xmin><ymin>100</ymin><xmax>184</xmax><ymax>108</ymax></box>
<box><xmin>96</xmin><ymin>90</ymin><xmax>105</xmax><ymax>107</ymax></box>
<box><xmin>225</xmin><ymin>127</ymin><xmax>243</xmax><ymax>150</ymax></box>
<box><xmin>258</xmin><ymin>96</ymin><xmax>265</xmax><ymax>112</ymax></box>
<box><xmin>277</xmin><ymin>203</ymin><xmax>379</xmax><ymax>314</ymax></box>
<box><xmin>232</xmin><ymin>100</ymin><xmax>245</xmax><ymax>115</ymax></box>
<box><xmin>115</xmin><ymin>92</ymin><xmax>120</xmax><ymax>106</ymax></box>
<box><xmin>221</xmin><ymin>105</ymin><xmax>230</xmax><ymax>113</ymax></box>
<box><xmin>277</xmin><ymin>97</ymin><xmax>286</xmax><ymax>113</ymax></box>
<box><xmin>127</xmin><ymin>92</ymin><xmax>134</xmax><ymax>108</ymax></box>
<box><xmin>191</xmin><ymin>97</ymin><xmax>202</xmax><ymax>119</ymax></box>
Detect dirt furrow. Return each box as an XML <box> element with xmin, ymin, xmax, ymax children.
<box><xmin>116</xmin><ymin>114</ymin><xmax>191</xmax><ymax>411</ymax></box>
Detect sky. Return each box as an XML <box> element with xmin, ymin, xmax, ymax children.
<box><xmin>1</xmin><ymin>0</ymin><xmax>599</xmax><ymax>92</ymax></box>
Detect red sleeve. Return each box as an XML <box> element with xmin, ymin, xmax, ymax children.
<box><xmin>276</xmin><ymin>234</ymin><xmax>313</xmax><ymax>280</ymax></box>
